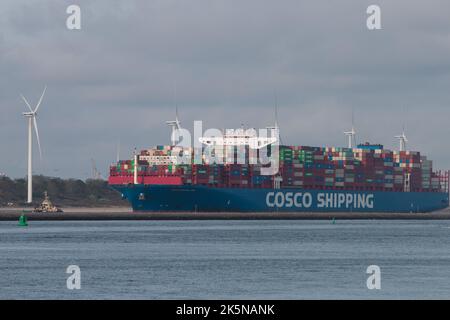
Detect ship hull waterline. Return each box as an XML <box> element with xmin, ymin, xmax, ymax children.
<box><xmin>111</xmin><ymin>184</ymin><xmax>450</xmax><ymax>213</ymax></box>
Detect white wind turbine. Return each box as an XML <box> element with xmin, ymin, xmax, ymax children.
<box><xmin>166</xmin><ymin>107</ymin><xmax>181</xmax><ymax>146</ymax></box>
<box><xmin>266</xmin><ymin>91</ymin><xmax>282</xmax><ymax>145</ymax></box>
<box><xmin>21</xmin><ymin>86</ymin><xmax>46</xmax><ymax>203</ymax></box>
<box><xmin>344</xmin><ymin>109</ymin><xmax>356</xmax><ymax>149</ymax></box>
<box><xmin>395</xmin><ymin>125</ymin><xmax>408</xmax><ymax>152</ymax></box>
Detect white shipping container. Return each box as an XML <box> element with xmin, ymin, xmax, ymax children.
<box><xmin>294</xmin><ymin>172</ymin><xmax>303</xmax><ymax>177</ymax></box>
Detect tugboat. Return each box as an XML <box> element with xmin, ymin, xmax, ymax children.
<box><xmin>33</xmin><ymin>191</ymin><xmax>63</xmax><ymax>213</ymax></box>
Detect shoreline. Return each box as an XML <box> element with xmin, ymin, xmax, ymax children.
<box><xmin>1</xmin><ymin>207</ymin><xmax>450</xmax><ymax>220</ymax></box>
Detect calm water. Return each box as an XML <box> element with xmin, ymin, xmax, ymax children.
<box><xmin>1</xmin><ymin>219</ymin><xmax>450</xmax><ymax>299</ymax></box>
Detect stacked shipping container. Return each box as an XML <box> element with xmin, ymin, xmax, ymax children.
<box><xmin>109</xmin><ymin>144</ymin><xmax>448</xmax><ymax>192</ymax></box>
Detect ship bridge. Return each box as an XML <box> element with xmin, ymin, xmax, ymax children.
<box><xmin>199</xmin><ymin>128</ymin><xmax>278</xmax><ymax>149</ymax></box>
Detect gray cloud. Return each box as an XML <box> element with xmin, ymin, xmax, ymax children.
<box><xmin>1</xmin><ymin>0</ymin><xmax>450</xmax><ymax>178</ymax></box>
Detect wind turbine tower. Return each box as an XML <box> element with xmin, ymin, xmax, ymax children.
<box><xmin>266</xmin><ymin>92</ymin><xmax>281</xmax><ymax>144</ymax></box>
<box><xmin>91</xmin><ymin>158</ymin><xmax>102</xmax><ymax>180</ymax></box>
<box><xmin>395</xmin><ymin>125</ymin><xmax>408</xmax><ymax>152</ymax></box>
<box><xmin>344</xmin><ymin>109</ymin><xmax>356</xmax><ymax>149</ymax></box>
<box><xmin>166</xmin><ymin>107</ymin><xmax>182</xmax><ymax>146</ymax></box>
<box><xmin>21</xmin><ymin>86</ymin><xmax>46</xmax><ymax>203</ymax></box>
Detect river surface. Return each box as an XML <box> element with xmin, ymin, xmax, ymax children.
<box><xmin>1</xmin><ymin>219</ymin><xmax>450</xmax><ymax>299</ymax></box>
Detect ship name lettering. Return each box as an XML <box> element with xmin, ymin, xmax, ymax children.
<box><xmin>266</xmin><ymin>192</ymin><xmax>312</xmax><ymax>208</ymax></box>
<box><xmin>317</xmin><ymin>193</ymin><xmax>374</xmax><ymax>209</ymax></box>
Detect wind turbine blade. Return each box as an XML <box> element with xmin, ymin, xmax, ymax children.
<box><xmin>33</xmin><ymin>117</ymin><xmax>42</xmax><ymax>159</ymax></box>
<box><xmin>351</xmin><ymin>107</ymin><xmax>354</xmax><ymax>127</ymax></box>
<box><xmin>34</xmin><ymin>86</ymin><xmax>47</xmax><ymax>113</ymax></box>
<box><xmin>274</xmin><ymin>91</ymin><xmax>279</xmax><ymax>126</ymax></box>
<box><xmin>21</xmin><ymin>95</ymin><xmax>33</xmax><ymax>112</ymax></box>
<box><xmin>174</xmin><ymin>80</ymin><xmax>178</xmax><ymax>110</ymax></box>
<box><xmin>175</xmin><ymin>106</ymin><xmax>181</xmax><ymax>129</ymax></box>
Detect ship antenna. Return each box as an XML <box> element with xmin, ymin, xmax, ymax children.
<box><xmin>175</xmin><ymin>81</ymin><xmax>178</xmax><ymax>117</ymax></box>
<box><xmin>275</xmin><ymin>94</ymin><xmax>278</xmax><ymax>127</ymax></box>
<box><xmin>116</xmin><ymin>139</ymin><xmax>121</xmax><ymax>162</ymax></box>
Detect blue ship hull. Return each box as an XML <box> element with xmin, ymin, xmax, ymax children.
<box><xmin>112</xmin><ymin>184</ymin><xmax>449</xmax><ymax>213</ymax></box>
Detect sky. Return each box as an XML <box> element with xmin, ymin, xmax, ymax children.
<box><xmin>1</xmin><ymin>0</ymin><xmax>450</xmax><ymax>179</ymax></box>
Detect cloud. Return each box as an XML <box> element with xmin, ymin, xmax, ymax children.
<box><xmin>1</xmin><ymin>0</ymin><xmax>450</xmax><ymax>178</ymax></box>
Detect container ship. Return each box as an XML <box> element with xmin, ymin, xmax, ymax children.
<box><xmin>109</xmin><ymin>119</ymin><xmax>449</xmax><ymax>213</ymax></box>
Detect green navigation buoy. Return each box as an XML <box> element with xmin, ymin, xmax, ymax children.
<box><xmin>18</xmin><ymin>213</ymin><xmax>28</xmax><ymax>227</ymax></box>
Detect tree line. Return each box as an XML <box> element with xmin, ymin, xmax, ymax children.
<box><xmin>0</xmin><ymin>175</ymin><xmax>126</xmax><ymax>207</ymax></box>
